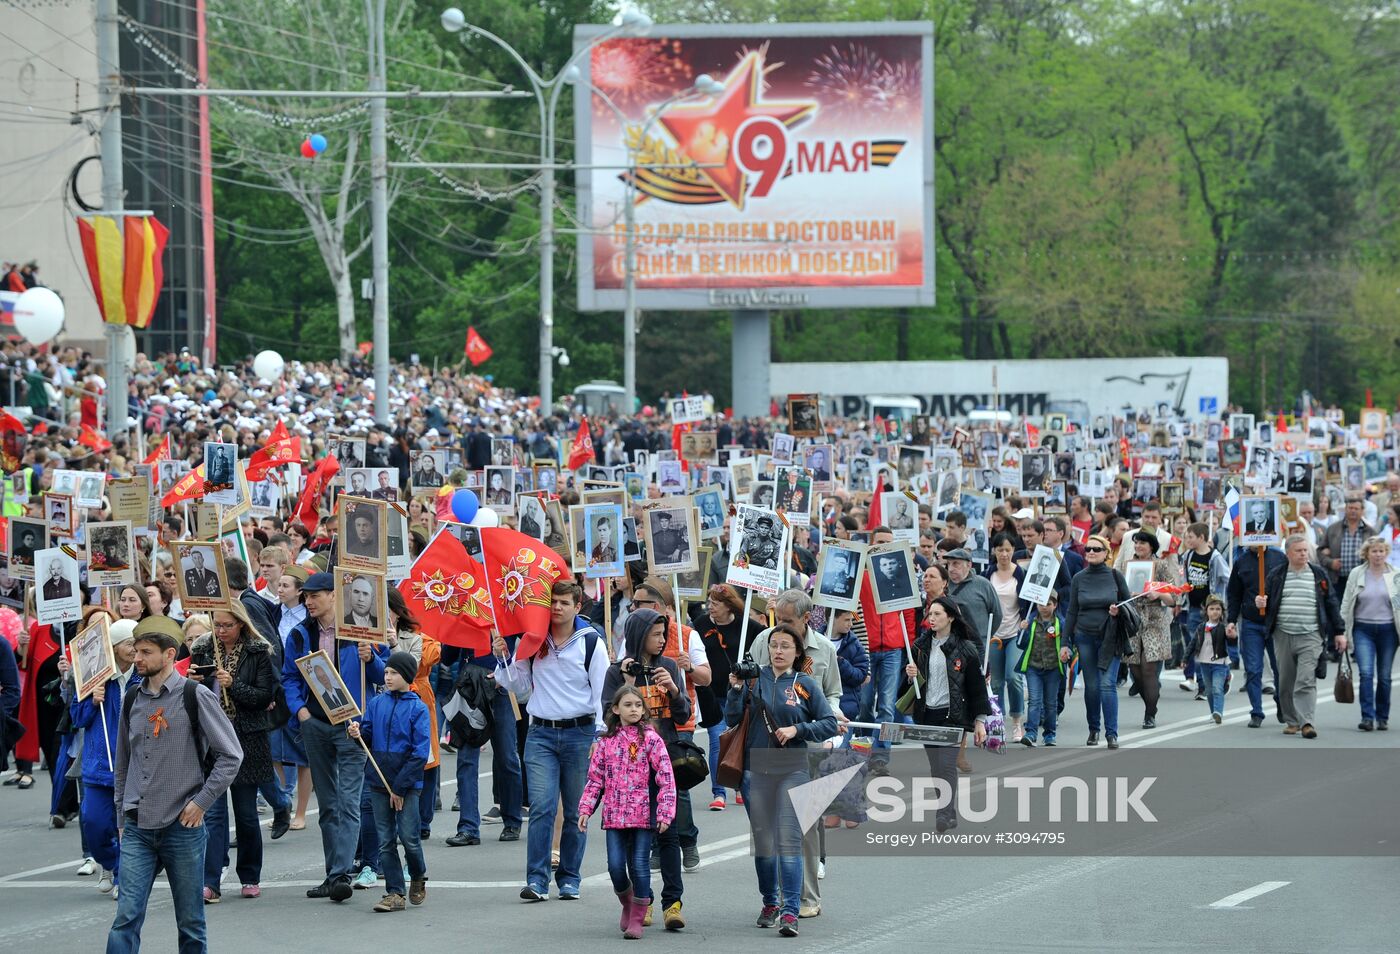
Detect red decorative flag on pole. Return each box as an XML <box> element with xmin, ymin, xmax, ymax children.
<box><xmin>292</xmin><ymin>454</ymin><xmax>339</xmax><ymax>534</ymax></box>
<box><xmin>479</xmin><ymin>527</ymin><xmax>568</xmax><ymax>658</ymax></box>
<box><xmin>143</xmin><ymin>434</ymin><xmax>171</xmax><ymax>466</ymax></box>
<box><xmin>567</xmin><ymin>418</ymin><xmax>595</xmax><ymax>471</ymax></box>
<box><xmin>245</xmin><ymin>420</ymin><xmax>301</xmax><ymax>482</ymax></box>
<box><xmin>398</xmin><ymin>529</ymin><xmax>494</xmax><ymax>652</ymax></box>
<box><xmin>0</xmin><ymin>411</ymin><xmax>26</xmax><ymax>471</ymax></box>
<box><xmin>161</xmin><ymin>465</ymin><xmax>206</xmax><ymax>507</ymax></box>
<box><xmin>79</xmin><ymin>424</ymin><xmax>112</xmax><ymax>453</ymax></box>
<box><xmin>464</xmin><ymin>326</ymin><xmax>493</xmax><ymax>367</ymax></box>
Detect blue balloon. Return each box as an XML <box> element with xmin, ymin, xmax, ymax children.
<box><xmin>204</xmin><ymin>389</ymin><xmax>216</xmax><ymax>402</ymax></box>
<box><xmin>450</xmin><ymin>488</ymin><xmax>479</xmax><ymax>524</ymax></box>
<box><xmin>309</xmin><ymin>133</ymin><xmax>328</xmax><ymax>154</ymax></box>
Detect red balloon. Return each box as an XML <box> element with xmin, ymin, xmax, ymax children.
<box><xmin>300</xmin><ymin>139</ymin><xmax>316</xmax><ymax>158</ymax></box>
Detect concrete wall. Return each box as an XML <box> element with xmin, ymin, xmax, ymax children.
<box><xmin>0</xmin><ymin>0</ymin><xmax>104</xmax><ymax>349</ymax></box>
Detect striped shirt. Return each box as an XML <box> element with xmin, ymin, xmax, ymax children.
<box><xmin>1276</xmin><ymin>569</ymin><xmax>1318</xmax><ymax>635</ymax></box>
<box><xmin>113</xmin><ymin>671</ymin><xmax>243</xmax><ymax>830</ymax></box>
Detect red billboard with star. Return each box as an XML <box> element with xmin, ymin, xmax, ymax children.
<box><xmin>573</xmin><ymin>22</ymin><xmax>933</xmax><ymax>312</ymax></box>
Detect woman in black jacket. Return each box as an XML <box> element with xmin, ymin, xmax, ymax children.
<box><xmin>901</xmin><ymin>596</ymin><xmax>990</xmax><ymax>833</ymax></box>
<box><xmin>1065</xmin><ymin>534</ymin><xmax>1132</xmax><ymax>749</ymax></box>
<box><xmin>189</xmin><ymin>601</ymin><xmax>279</xmax><ymax>901</ymax></box>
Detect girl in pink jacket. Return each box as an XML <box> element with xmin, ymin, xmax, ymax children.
<box><xmin>579</xmin><ymin>685</ymin><xmax>677</xmax><ymax>939</ymax></box>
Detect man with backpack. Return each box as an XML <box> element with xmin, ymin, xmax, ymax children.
<box><xmin>492</xmin><ymin>581</ymin><xmax>609</xmax><ymax>902</ymax></box>
<box><xmin>445</xmin><ymin>640</ymin><xmax>523</xmax><ymax>846</ymax></box>
<box><xmin>108</xmin><ymin>617</ymin><xmax>242</xmax><ymax>954</ymax></box>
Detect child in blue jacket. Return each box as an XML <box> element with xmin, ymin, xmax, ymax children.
<box><xmin>348</xmin><ymin>651</ymin><xmax>430</xmax><ymax>913</ymax></box>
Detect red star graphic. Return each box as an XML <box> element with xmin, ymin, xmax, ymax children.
<box><xmin>659</xmin><ymin>52</ymin><xmax>815</xmax><ymax>210</ymax></box>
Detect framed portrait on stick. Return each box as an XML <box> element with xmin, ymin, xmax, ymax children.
<box><xmin>674</xmin><ymin>545</ymin><xmax>714</xmax><ymax>601</ymax></box>
<box><xmin>338</xmin><ymin>496</ymin><xmax>388</xmax><ymax>572</ymax></box>
<box><xmin>170</xmin><ymin>541</ymin><xmax>230</xmax><ymax>612</ymax></box>
<box><xmin>726</xmin><ymin>506</ymin><xmax>788</xmax><ymax>596</ymax></box>
<box><xmin>642</xmin><ymin>499</ymin><xmax>698</xmax><ymax>576</ymax></box>
<box><xmin>813</xmin><ymin>538</ymin><xmax>867</xmax><ymax>612</ymax></box>
<box><xmin>1239</xmin><ymin>496</ymin><xmax>1281</xmax><ymax>549</ymax></box>
<box><xmin>6</xmin><ymin>517</ymin><xmax>46</xmax><ymax>582</ymax></box>
<box><xmin>86</xmin><ymin>521</ymin><xmax>136</xmax><ymax>588</ymax></box>
<box><xmin>71</xmin><ymin>616</ymin><xmax>116</xmax><ymax>702</ymax></box>
<box><xmin>295</xmin><ymin>650</ymin><xmax>361</xmax><ymax>724</ymax></box>
<box><xmin>866</xmin><ymin>543</ymin><xmax>921</xmax><ymax>614</ymax></box>
<box><xmin>45</xmin><ymin>492</ymin><xmax>76</xmax><ymax>538</ymax></box>
<box><xmin>336</xmin><ymin>568</ymin><xmax>388</xmax><ymax>643</ymax></box>
<box><xmin>35</xmin><ymin>545</ymin><xmax>82</xmax><ymax>625</ymax></box>
<box><xmin>786</xmin><ymin>393</ymin><xmax>823</xmax><ymax>438</ymax></box>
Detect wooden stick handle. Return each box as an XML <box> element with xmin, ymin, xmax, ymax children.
<box><xmin>353</xmin><ymin>731</ymin><xmax>393</xmax><ymax>792</ymax></box>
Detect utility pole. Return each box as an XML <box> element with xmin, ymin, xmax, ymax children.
<box><xmin>97</xmin><ymin>0</ymin><xmax>128</xmax><ymax>438</ymax></box>
<box><xmin>367</xmin><ymin>0</ymin><xmax>390</xmax><ymax>425</ymax></box>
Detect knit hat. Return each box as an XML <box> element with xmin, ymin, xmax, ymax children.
<box><xmin>109</xmin><ymin>619</ymin><xmax>138</xmax><ymax>646</ymax></box>
<box><xmin>385</xmin><ymin>650</ymin><xmax>417</xmax><ymax>686</ymax></box>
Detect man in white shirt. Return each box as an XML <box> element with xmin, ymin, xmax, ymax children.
<box><xmin>492</xmin><ymin>582</ymin><xmax>608</xmax><ymax>903</ymax></box>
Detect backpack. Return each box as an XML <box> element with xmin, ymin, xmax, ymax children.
<box><xmin>122</xmin><ymin>678</ymin><xmax>216</xmax><ymax>780</ymax></box>
<box><xmin>446</xmin><ymin>665</ymin><xmax>496</xmax><ymax>749</ymax></box>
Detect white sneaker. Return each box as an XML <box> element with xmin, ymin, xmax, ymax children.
<box><xmin>353</xmin><ymin>867</ymin><xmax>379</xmax><ymax>890</ymax></box>
<box><xmin>112</xmin><ymin>885</ymin><xmax>119</xmax><ymax>901</ymax></box>
<box><xmin>98</xmin><ymin>870</ymin><xmax>114</xmax><ymax>894</ymax></box>
<box><xmin>817</xmin><ymin>861</ymin><xmax>826</xmax><ymax>880</ymax></box>
<box><xmin>77</xmin><ymin>858</ymin><xmax>97</xmax><ymax>876</ymax></box>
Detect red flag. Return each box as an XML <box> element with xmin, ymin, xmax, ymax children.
<box><xmin>1275</xmin><ymin>413</ymin><xmax>1287</xmax><ymax>433</ymax></box>
<box><xmin>567</xmin><ymin>418</ymin><xmax>595</xmax><ymax>471</ymax></box>
<box><xmin>161</xmin><ymin>464</ymin><xmax>206</xmax><ymax>507</ymax></box>
<box><xmin>293</xmin><ymin>454</ymin><xmax>339</xmax><ymax>534</ymax></box>
<box><xmin>865</xmin><ymin>479</ymin><xmax>883</xmax><ymax>531</ymax></box>
<box><xmin>33</xmin><ymin>421</ymin><xmax>48</xmax><ymax>436</ymax></box>
<box><xmin>143</xmin><ymin>434</ymin><xmax>171</xmax><ymax>466</ymax></box>
<box><xmin>246</xmin><ymin>421</ymin><xmax>301</xmax><ymax>482</ymax></box>
<box><xmin>1365</xmin><ymin>388</ymin><xmax>1373</xmax><ymax>408</ymax></box>
<box><xmin>1025</xmin><ymin>421</ymin><xmax>1040</xmax><ymax>448</ymax></box>
<box><xmin>398</xmin><ymin>530</ymin><xmax>494</xmax><ymax>651</ymax></box>
<box><xmin>479</xmin><ymin>527</ymin><xmax>568</xmax><ymax>657</ymax></box>
<box><xmin>464</xmin><ymin>326</ymin><xmax>493</xmax><ymax>367</ymax></box>
<box><xmin>0</xmin><ymin>411</ymin><xmax>24</xmax><ymax>435</ymax></box>
<box><xmin>79</xmin><ymin>424</ymin><xmax>112</xmax><ymax>453</ymax></box>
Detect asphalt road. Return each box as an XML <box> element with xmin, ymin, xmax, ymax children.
<box><xmin>1</xmin><ymin>666</ymin><xmax>1395</xmax><ymax>953</ymax></box>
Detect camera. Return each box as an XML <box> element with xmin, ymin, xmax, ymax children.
<box><xmin>621</xmin><ymin>659</ymin><xmax>655</xmax><ymax>680</ymax></box>
<box><xmin>732</xmin><ymin>655</ymin><xmax>761</xmax><ymax>681</ymax></box>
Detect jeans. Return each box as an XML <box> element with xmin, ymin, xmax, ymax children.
<box><xmin>107</xmin><ymin>819</ymin><xmax>206</xmax><ymax>954</ymax></box>
<box><xmin>257</xmin><ymin>774</ymin><xmax>291</xmax><ymax>816</ymax></box>
<box><xmin>1239</xmin><ymin>619</ymin><xmax>1280</xmax><ymax>719</ymax></box>
<box><xmin>744</xmin><ymin>768</ymin><xmax>806</xmax><ymax>919</ymax></box>
<box><xmin>606</xmin><ymin>827</ymin><xmax>654</xmax><ymax>901</ymax></box>
<box><xmin>1073</xmin><ymin>633</ymin><xmax>1121</xmax><ymax>737</ymax></box>
<box><xmin>370</xmin><ymin>789</ymin><xmax>425</xmax><ymax>897</ymax></box>
<box><xmin>300</xmin><ymin>716</ymin><xmax>366</xmax><ymax>881</ymax></box>
<box><xmin>988</xmin><ymin>637</ymin><xmax>1026</xmax><ymax>719</ymax></box>
<box><xmin>357</xmin><ymin>785</ymin><xmax>379</xmax><ymax>874</ymax></box>
<box><xmin>80</xmin><ymin>783</ymin><xmax>120</xmax><ymax>880</ymax></box>
<box><xmin>455</xmin><ymin>688</ymin><xmax>523</xmax><ymax>836</ymax></box>
<box><xmin>1181</xmin><ymin>607</ymin><xmax>1203</xmax><ymax>682</ymax></box>
<box><xmin>203</xmin><ymin>783</ymin><xmax>263</xmax><ymax>889</ymax></box>
<box><xmin>1352</xmin><ymin>621</ymin><xmax>1399</xmax><ymax>722</ymax></box>
<box><xmin>857</xmin><ymin>650</ymin><xmax>903</xmax><ymax>753</ymax></box>
<box><xmin>522</xmin><ymin>723</ymin><xmax>592</xmax><ymax>893</ymax></box>
<box><xmin>419</xmin><ymin>765</ymin><xmax>438</xmax><ymax>833</ymax></box>
<box><xmin>1022</xmin><ymin>667</ymin><xmax>1062</xmax><ymax>742</ymax></box>
<box><xmin>706</xmin><ymin>722</ymin><xmax>725</xmax><ymax>799</ymax></box>
<box><xmin>1198</xmin><ymin>662</ymin><xmax>1229</xmax><ymax>716</ymax></box>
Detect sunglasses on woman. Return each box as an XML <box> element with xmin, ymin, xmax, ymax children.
<box><xmin>1084</xmin><ymin>546</ymin><xmax>1106</xmax><ymax>553</ymax></box>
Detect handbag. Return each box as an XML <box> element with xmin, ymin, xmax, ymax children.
<box><xmin>895</xmin><ymin>680</ymin><xmax>919</xmax><ymax>715</ymax></box>
<box><xmin>268</xmin><ymin>684</ymin><xmax>292</xmax><ymax>730</ymax></box>
<box><xmin>715</xmin><ymin>681</ymin><xmax>753</xmax><ymax>789</ymax></box>
<box><xmin>1333</xmin><ymin>651</ymin><xmax>1354</xmax><ymax>704</ymax></box>
<box><xmin>667</xmin><ymin>738</ymin><xmax>709</xmax><ymax>791</ymax></box>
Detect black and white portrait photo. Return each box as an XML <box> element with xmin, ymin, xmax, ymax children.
<box><xmin>726</xmin><ymin>506</ymin><xmax>788</xmax><ymax>595</ymax></box>
<box><xmin>518</xmin><ymin>494</ymin><xmax>548</xmax><ymax>541</ymax></box>
<box><xmin>1286</xmin><ymin>459</ymin><xmax>1314</xmax><ymax>497</ymax></box>
<box><xmin>410</xmin><ymin>450</ymin><xmax>447</xmax><ymax>492</ymax></box>
<box><xmin>337</xmin><ymin>570</ymin><xmax>386</xmax><ymax>640</ymax></box>
<box><xmin>695</xmin><ymin>486</ymin><xmax>726</xmax><ymax>540</ymax></box>
<box><xmin>643</xmin><ymin>503</ymin><xmax>697</xmax><ymax>575</ymax></box>
<box><xmin>484</xmin><ymin>466</ymin><xmax>515</xmax><ymax>513</ymax></box>
<box><xmin>202</xmin><ymin>442</ymin><xmax>240</xmax><ymax>506</ymax></box>
<box><xmin>87</xmin><ymin>521</ymin><xmax>136</xmax><ymax>587</ymax></box>
<box><xmin>1020</xmin><ymin>451</ymin><xmax>1052</xmax><ymax>496</ymax></box>
<box><xmin>814</xmin><ymin>541</ymin><xmax>865</xmax><ymax>611</ymax></box>
<box><xmin>339</xmin><ymin>497</ymin><xmax>387</xmax><ymax>570</ymax></box>
<box><xmin>1240</xmin><ymin>496</ymin><xmax>1280</xmax><ymax>547</ymax></box>
<box><xmin>868</xmin><ymin>543</ymin><xmax>919</xmax><ymax>612</ymax></box>
<box><xmin>36</xmin><ymin>546</ymin><xmax>81</xmax><ymax>625</ymax></box>
<box><xmin>77</xmin><ymin>472</ymin><xmax>105</xmax><ymax>510</ymax></box>
<box><xmin>6</xmin><ymin>517</ymin><xmax>45</xmax><ymax>582</ymax></box>
<box><xmin>786</xmin><ymin>394</ymin><xmax>823</xmax><ymax>438</ymax></box>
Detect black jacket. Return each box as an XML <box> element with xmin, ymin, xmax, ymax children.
<box><xmin>1227</xmin><ymin>547</ymin><xmax>1287</xmax><ymax>625</ymax></box>
<box><xmin>900</xmin><ymin>631</ymin><xmax>991</xmax><ymax>729</ymax></box>
<box><xmin>1187</xmin><ymin>621</ymin><xmax>1229</xmax><ymax>663</ymax></box>
<box><xmin>189</xmin><ymin>634</ymin><xmax>278</xmax><ymax>737</ymax></box>
<box><xmin>1262</xmin><ymin>562</ymin><xmax>1342</xmax><ymax>642</ymax></box>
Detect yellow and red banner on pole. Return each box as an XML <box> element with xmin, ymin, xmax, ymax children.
<box><xmin>75</xmin><ymin>214</ymin><xmax>170</xmax><ymax>328</ymax></box>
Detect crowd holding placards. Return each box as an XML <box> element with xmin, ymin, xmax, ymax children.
<box><xmin>0</xmin><ymin>346</ymin><xmax>1399</xmax><ymax>950</ymax></box>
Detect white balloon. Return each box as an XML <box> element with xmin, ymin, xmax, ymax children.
<box><xmin>470</xmin><ymin>507</ymin><xmax>500</xmax><ymax>528</ymax></box>
<box><xmin>12</xmin><ymin>287</ymin><xmax>65</xmax><ymax>344</ymax></box>
<box><xmin>252</xmin><ymin>350</ymin><xmax>285</xmax><ymax>382</ymax></box>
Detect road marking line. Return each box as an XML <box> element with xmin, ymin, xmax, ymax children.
<box><xmin>1208</xmin><ymin>880</ymin><xmax>1290</xmax><ymax>909</ymax></box>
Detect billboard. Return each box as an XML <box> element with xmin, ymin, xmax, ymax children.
<box><xmin>573</xmin><ymin>22</ymin><xmax>934</xmax><ymax>312</ymax></box>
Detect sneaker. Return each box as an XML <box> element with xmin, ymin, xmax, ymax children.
<box><xmin>1301</xmin><ymin>723</ymin><xmax>1317</xmax><ymax>739</ymax></box>
<box><xmin>1194</xmin><ymin>690</ymin><xmax>1206</xmax><ymax>702</ymax></box>
<box><xmin>77</xmin><ymin>858</ymin><xmax>97</xmax><ymax>877</ymax></box>
<box><xmin>499</xmin><ymin>827</ymin><xmax>520</xmax><ymax>842</ymax></box>
<box><xmin>1212</xmin><ymin>712</ymin><xmax>1223</xmax><ymax>724</ymax></box>
<box><xmin>708</xmin><ymin>797</ymin><xmax>726</xmax><ymax>811</ymax></box>
<box><xmin>682</xmin><ymin>844</ymin><xmax>700</xmax><ymax>872</ymax></box>
<box><xmin>353</xmin><ymin>868</ymin><xmax>379</xmax><ymax>890</ymax></box>
<box><xmin>756</xmin><ymin>904</ymin><xmax>781</xmax><ymax>929</ymax></box>
<box><xmin>779</xmin><ymin>914</ymin><xmax>800</xmax><ymax>937</ymax></box>
<box><xmin>558</xmin><ymin>884</ymin><xmax>580</xmax><ymax>901</ymax></box>
<box><xmin>306</xmin><ymin>880</ymin><xmax>332</xmax><ymax>899</ymax></box>
<box><xmin>241</xmin><ymin>884</ymin><xmax>261</xmax><ymax>899</ymax></box>
<box><xmin>1247</xmin><ymin>715</ymin><xmax>1264</xmax><ymax>728</ymax></box>
<box><xmin>664</xmin><ymin>901</ymin><xmax>685</xmax><ymax>930</ymax></box>
<box><xmin>329</xmin><ymin>876</ymin><xmax>354</xmax><ymax>902</ymax></box>
<box><xmin>481</xmin><ymin>806</ymin><xmax>503</xmax><ymax>825</ymax></box>
<box><xmin>409</xmin><ymin>878</ymin><xmax>427</xmax><ymax>906</ymax></box>
<box><xmin>735</xmin><ymin>793</ymin><xmax>744</xmax><ymax>806</ymax></box>
<box><xmin>1044</xmin><ymin>738</ymin><xmax>1057</xmax><ymax>746</ymax></box>
<box><xmin>1178</xmin><ymin>681</ymin><xmax>1195</xmax><ymax>692</ymax></box>
<box><xmin>203</xmin><ymin>886</ymin><xmax>221</xmax><ymax>904</ymax></box>
<box><xmin>520</xmin><ymin>884</ymin><xmax>547</xmax><ymax>902</ymax></box>
<box><xmin>445</xmin><ymin>832</ymin><xmax>480</xmax><ymax>847</ymax></box>
<box><xmin>97</xmin><ymin>871</ymin><xmax>114</xmax><ymax>893</ymax></box>
<box><xmin>1019</xmin><ymin>736</ymin><xmax>1035</xmax><ymax>747</ymax></box>
<box><xmin>373</xmin><ymin>893</ymin><xmax>406</xmax><ymax>913</ymax></box>
<box><xmin>817</xmin><ymin>861</ymin><xmax>826</xmax><ymax>880</ymax></box>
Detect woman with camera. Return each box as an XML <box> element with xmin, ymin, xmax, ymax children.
<box><xmin>599</xmin><ymin>608</ymin><xmax>691</xmax><ymax>931</ymax></box>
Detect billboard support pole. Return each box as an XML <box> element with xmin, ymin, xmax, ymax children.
<box><xmin>732</xmin><ymin>310</ymin><xmax>770</xmax><ymax>419</ymax></box>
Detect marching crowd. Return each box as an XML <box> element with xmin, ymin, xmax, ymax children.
<box><xmin>0</xmin><ymin>344</ymin><xmax>1397</xmax><ymax>953</ymax></box>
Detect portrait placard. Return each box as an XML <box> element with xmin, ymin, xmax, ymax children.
<box><xmin>108</xmin><ymin>478</ymin><xmax>152</xmax><ymax>527</ymax></box>
<box><xmin>773</xmin><ymin>465</ymin><xmax>813</xmax><ymax>521</ymax></box>
<box><xmin>1018</xmin><ymin>545</ymin><xmax>1061</xmax><ymax>607</ymax></box>
<box><xmin>170</xmin><ymin>540</ymin><xmax>230</xmax><ymax>611</ymax></box>
<box><xmin>35</xmin><ymin>545</ymin><xmax>82</xmax><ymax>625</ymax></box>
<box><xmin>694</xmin><ymin>485</ymin><xmax>726</xmax><ymax>541</ymax></box>
<box><xmin>813</xmin><ymin>538</ymin><xmax>867</xmax><ymax>612</ymax></box>
<box><xmin>338</xmin><ymin>495</ymin><xmax>388</xmax><ymax>572</ymax></box>
<box><xmin>202</xmin><ymin>442</ymin><xmax>240</xmax><ymax>506</ymax></box>
<box><xmin>45</xmin><ymin>492</ymin><xmax>77</xmax><ymax>538</ymax></box>
<box><xmin>517</xmin><ymin>493</ymin><xmax>549</xmax><ymax>542</ymax></box>
<box><xmin>867</xmin><ymin>543</ymin><xmax>920</xmax><ymax>613</ymax></box>
<box><xmin>1359</xmin><ymin>408</ymin><xmax>1387</xmax><ymax>441</ymax></box>
<box><xmin>726</xmin><ymin>506</ymin><xmax>788</xmax><ymax>595</ymax></box>
<box><xmin>669</xmin><ymin>395</ymin><xmax>707</xmax><ymax>425</ymax></box>
<box><xmin>483</xmin><ymin>466</ymin><xmax>515</xmax><ymax>514</ymax></box>
<box><xmin>1239</xmin><ymin>495</ymin><xmax>1281</xmax><ymax>548</ymax></box>
<box><xmin>881</xmin><ymin>490</ymin><xmax>918</xmax><ymax>545</ymax></box>
<box><xmin>75</xmin><ymin>471</ymin><xmax>106</xmax><ymax>510</ymax></box>
<box><xmin>336</xmin><ymin>568</ymin><xmax>388</xmax><ymax>643</ymax></box>
<box><xmin>1125</xmin><ymin>560</ymin><xmax>1155</xmax><ymax>595</ymax></box>
<box><xmin>786</xmin><ymin>393</ymin><xmax>823</xmax><ymax>438</ymax></box>
<box><xmin>86</xmin><ymin>521</ymin><xmax>136</xmax><ymax>588</ymax></box>
<box><xmin>7</xmin><ymin>517</ymin><xmax>46</xmax><ymax>582</ymax></box>
<box><xmin>386</xmin><ymin>503</ymin><xmax>412</xmax><ymax>582</ymax></box>
<box><xmin>1160</xmin><ymin>481</ymin><xmax>1186</xmax><ymax>514</ymax></box>
<box><xmin>295</xmin><ymin>650</ymin><xmax>361</xmax><ymax>724</ymax></box>
<box><xmin>680</xmin><ymin>431</ymin><xmax>717</xmax><ymax>463</ymax></box>
<box><xmin>728</xmin><ymin>459</ymin><xmax>756</xmax><ymax>502</ymax></box>
<box><xmin>770</xmin><ymin>432</ymin><xmax>795</xmax><ymax>465</ymax></box>
<box><xmin>49</xmin><ymin>469</ymin><xmax>80</xmax><ymax>499</ymax></box>
<box><xmin>582</xmin><ymin>503</ymin><xmax>625</xmax><ymax>579</ymax></box>
<box><xmin>329</xmin><ymin>436</ymin><xmax>367</xmax><ymax>470</ymax></box>
<box><xmin>410</xmin><ymin>450</ymin><xmax>448</xmax><ymax>492</ymax></box>
<box><xmin>71</xmin><ymin>616</ymin><xmax>116</xmax><ymax>702</ymax></box>
<box><xmin>675</xmin><ymin>545</ymin><xmax>714</xmax><ymax>601</ymax></box>
<box><xmin>642</xmin><ymin>498</ymin><xmax>698</xmax><ymax>576</ymax></box>
<box><xmin>657</xmin><ymin>460</ymin><xmax>686</xmax><ymax>495</ymax></box>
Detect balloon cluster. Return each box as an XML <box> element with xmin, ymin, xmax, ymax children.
<box><xmin>299</xmin><ymin>133</ymin><xmax>328</xmax><ymax>158</ymax></box>
<box><xmin>448</xmin><ymin>489</ymin><xmax>498</xmax><ymax>528</ymax></box>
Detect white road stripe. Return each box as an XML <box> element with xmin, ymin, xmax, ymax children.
<box><xmin>1208</xmin><ymin>880</ymin><xmax>1290</xmax><ymax>908</ymax></box>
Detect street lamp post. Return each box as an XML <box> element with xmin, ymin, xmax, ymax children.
<box><xmin>441</xmin><ymin>7</ymin><xmax>652</xmax><ymax>414</ymax></box>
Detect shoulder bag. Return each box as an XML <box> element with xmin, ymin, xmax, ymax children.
<box><xmin>715</xmin><ymin>680</ymin><xmax>753</xmax><ymax>789</ymax></box>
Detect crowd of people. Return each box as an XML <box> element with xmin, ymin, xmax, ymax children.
<box><xmin>0</xmin><ymin>342</ymin><xmax>1397</xmax><ymax>952</ymax></box>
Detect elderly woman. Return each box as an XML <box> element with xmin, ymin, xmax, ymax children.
<box><xmin>1339</xmin><ymin>536</ymin><xmax>1400</xmax><ymax>731</ymax></box>
<box><xmin>1123</xmin><ymin>531</ymin><xmax>1179</xmax><ymax>730</ymax></box>
<box><xmin>189</xmin><ymin>601</ymin><xmax>279</xmax><ymax>902</ymax></box>
<box><xmin>1066</xmin><ymin>534</ymin><xmax>1132</xmax><ymax>749</ymax></box>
